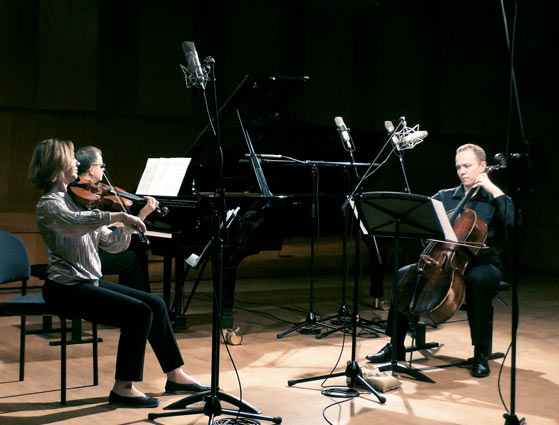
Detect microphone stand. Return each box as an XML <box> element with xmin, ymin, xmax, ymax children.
<box><xmin>255</xmin><ymin>156</ymin><xmax>379</xmax><ymax>342</ymax></box>
<box><xmin>503</xmin><ymin>154</ymin><xmax>525</xmax><ymax>425</ymax></box>
<box><xmin>499</xmin><ymin>2</ymin><xmax>527</xmax><ymax>422</ymax></box>
<box><xmin>276</xmin><ymin>161</ymin><xmax>340</xmax><ymax>338</ymax></box>
<box><xmin>149</xmin><ymin>56</ymin><xmax>281</xmax><ymax>425</ymax></box>
<box><xmin>317</xmin><ymin>130</ymin><xmax>384</xmax><ymax>339</ymax></box>
<box><xmin>286</xmin><ymin>157</ymin><xmax>387</xmax><ymax>404</ymax></box>
<box><xmin>391</xmin><ymin>140</ymin><xmax>437</xmax><ymax>359</ymax></box>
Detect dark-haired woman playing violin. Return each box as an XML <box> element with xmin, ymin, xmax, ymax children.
<box><xmin>29</xmin><ymin>139</ymin><xmax>208</xmax><ymax>407</ymax></box>
<box><xmin>74</xmin><ymin>145</ymin><xmax>154</xmax><ymax>293</ymax></box>
<box><xmin>365</xmin><ymin>144</ymin><xmax>514</xmax><ymax>378</ymax></box>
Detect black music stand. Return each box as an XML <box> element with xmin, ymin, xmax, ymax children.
<box><xmin>266</xmin><ymin>157</ymin><xmax>380</xmax><ymax>339</ymax></box>
<box><xmin>356</xmin><ymin>191</ymin><xmax>457</xmax><ymax>384</ymax></box>
<box><xmin>276</xmin><ymin>162</ymin><xmax>339</xmax><ymax>338</ymax></box>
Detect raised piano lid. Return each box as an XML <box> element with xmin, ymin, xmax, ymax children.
<box><xmin>176</xmin><ymin>73</ymin><xmax>352</xmax><ymax>198</ymax></box>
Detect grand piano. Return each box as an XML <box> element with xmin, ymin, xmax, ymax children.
<box><xmin>143</xmin><ymin>73</ymin><xmax>365</xmax><ymax>329</ymax></box>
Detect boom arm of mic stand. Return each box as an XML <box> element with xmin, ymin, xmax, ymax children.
<box><xmin>345</xmin><ymin>149</ymin><xmax>383</xmax><ymax>265</ymax></box>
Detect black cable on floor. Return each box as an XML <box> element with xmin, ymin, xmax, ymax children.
<box><xmin>214</xmin><ymin>418</ymin><xmax>261</xmax><ymax>425</ymax></box>
<box><xmin>321</xmin><ymin>392</ymin><xmax>361</xmax><ymax>425</ymax></box>
<box><xmin>321</xmin><ymin>387</ymin><xmax>360</xmax><ymax>398</ymax></box>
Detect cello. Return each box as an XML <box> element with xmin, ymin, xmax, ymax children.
<box><xmin>395</xmin><ymin>160</ymin><xmax>505</xmax><ymax>326</ymax></box>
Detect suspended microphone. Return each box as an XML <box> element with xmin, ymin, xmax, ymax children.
<box><xmin>384</xmin><ymin>120</ymin><xmax>401</xmax><ymax>151</ymax></box>
<box><xmin>393</xmin><ymin>124</ymin><xmax>428</xmax><ymax>150</ymax></box>
<box><xmin>384</xmin><ymin>120</ymin><xmax>395</xmax><ymax>134</ymax></box>
<box><xmin>180</xmin><ymin>41</ymin><xmax>209</xmax><ymax>89</ymax></box>
<box><xmin>334</xmin><ymin>116</ymin><xmax>354</xmax><ymax>151</ymax></box>
<box><xmin>401</xmin><ymin>130</ymin><xmax>428</xmax><ymax>145</ymax></box>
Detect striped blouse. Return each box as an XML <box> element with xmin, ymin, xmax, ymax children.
<box><xmin>36</xmin><ymin>191</ymin><xmax>132</xmax><ymax>285</ymax></box>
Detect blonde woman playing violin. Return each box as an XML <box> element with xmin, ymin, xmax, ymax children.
<box><xmin>29</xmin><ymin>138</ymin><xmax>208</xmax><ymax>408</ymax></box>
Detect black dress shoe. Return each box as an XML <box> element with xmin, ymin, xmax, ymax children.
<box><xmin>365</xmin><ymin>343</ymin><xmax>405</xmax><ymax>363</ymax></box>
<box><xmin>108</xmin><ymin>391</ymin><xmax>160</xmax><ymax>408</ymax></box>
<box><xmin>472</xmin><ymin>352</ymin><xmax>490</xmax><ymax>378</ymax></box>
<box><xmin>165</xmin><ymin>381</ymin><xmax>211</xmax><ymax>394</ymax></box>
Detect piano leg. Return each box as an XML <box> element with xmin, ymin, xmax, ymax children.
<box><xmin>163</xmin><ymin>256</ymin><xmax>172</xmax><ymax>309</ymax></box>
<box><xmin>173</xmin><ymin>256</ymin><xmax>188</xmax><ymax>329</ymax></box>
<box><xmin>162</xmin><ymin>255</ymin><xmax>188</xmax><ymax>329</ymax></box>
<box><xmin>221</xmin><ymin>265</ymin><xmax>237</xmax><ymax>330</ymax></box>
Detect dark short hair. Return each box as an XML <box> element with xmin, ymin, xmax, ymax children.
<box><xmin>75</xmin><ymin>146</ymin><xmax>102</xmax><ymax>175</ymax></box>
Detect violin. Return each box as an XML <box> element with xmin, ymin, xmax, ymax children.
<box><xmin>395</xmin><ymin>159</ymin><xmax>506</xmax><ymax>326</ymax></box>
<box><xmin>68</xmin><ymin>178</ymin><xmax>168</xmax><ymax>217</ymax></box>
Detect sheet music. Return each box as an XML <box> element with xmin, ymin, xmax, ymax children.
<box><xmin>136</xmin><ymin>157</ymin><xmax>191</xmax><ymax>197</ymax></box>
<box><xmin>431</xmin><ymin>198</ymin><xmax>457</xmax><ymax>242</ymax></box>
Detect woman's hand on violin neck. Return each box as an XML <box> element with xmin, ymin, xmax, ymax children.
<box><xmin>137</xmin><ymin>196</ymin><xmax>159</xmax><ymax>221</ymax></box>
<box><xmin>472</xmin><ymin>173</ymin><xmax>504</xmax><ymax>198</ymax></box>
<box><xmin>111</xmin><ymin>212</ymin><xmax>147</xmax><ymax>234</ymax></box>
<box><xmin>124</xmin><ymin>214</ymin><xmax>147</xmax><ymax>234</ymax></box>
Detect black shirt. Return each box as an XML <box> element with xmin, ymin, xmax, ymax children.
<box><xmin>432</xmin><ymin>185</ymin><xmax>514</xmax><ymax>271</ymax></box>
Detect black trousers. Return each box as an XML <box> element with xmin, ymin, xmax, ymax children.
<box><xmin>43</xmin><ymin>279</ymin><xmax>184</xmax><ymax>382</ymax></box>
<box><xmin>386</xmin><ymin>261</ymin><xmax>503</xmax><ymax>350</ymax></box>
<box><xmin>99</xmin><ymin>247</ymin><xmax>150</xmax><ymax>292</ymax></box>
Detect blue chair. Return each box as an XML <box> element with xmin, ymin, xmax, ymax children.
<box><xmin>0</xmin><ymin>231</ymin><xmax>98</xmax><ymax>404</ymax></box>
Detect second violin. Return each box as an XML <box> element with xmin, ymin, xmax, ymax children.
<box><xmin>68</xmin><ymin>177</ymin><xmax>169</xmax><ymax>217</ymax></box>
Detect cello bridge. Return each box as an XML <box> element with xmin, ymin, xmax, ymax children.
<box><xmin>420</xmin><ymin>254</ymin><xmax>437</xmax><ymax>266</ymax></box>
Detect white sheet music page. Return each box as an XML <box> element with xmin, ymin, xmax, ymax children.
<box><xmin>431</xmin><ymin>198</ymin><xmax>457</xmax><ymax>242</ymax></box>
<box><xmin>136</xmin><ymin>157</ymin><xmax>191</xmax><ymax>197</ymax></box>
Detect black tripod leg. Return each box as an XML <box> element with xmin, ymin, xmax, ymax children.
<box><xmin>276</xmin><ymin>318</ymin><xmax>316</xmax><ymax>339</ymax></box>
<box><xmin>378</xmin><ymin>362</ymin><xmax>435</xmax><ymax>384</ymax></box>
<box><xmin>277</xmin><ymin>312</ymin><xmax>341</xmax><ymax>339</ymax></box>
<box><xmin>163</xmin><ymin>386</ymin><xmax>261</xmax><ymax>413</ymax></box>
<box><xmin>287</xmin><ymin>371</ymin><xmax>346</xmax><ymax>386</ymax></box>
<box><xmin>316</xmin><ymin>323</ymin><xmax>351</xmax><ymax>339</ymax></box>
<box><xmin>221</xmin><ymin>408</ymin><xmax>283</xmax><ymax>424</ymax></box>
<box><xmin>353</xmin><ymin>375</ymin><xmax>386</xmax><ymax>404</ymax></box>
<box><xmin>216</xmin><ymin>390</ymin><xmax>261</xmax><ymax>413</ymax></box>
<box><xmin>164</xmin><ymin>390</ymin><xmax>209</xmax><ymax>409</ymax></box>
<box><xmin>149</xmin><ymin>408</ymin><xmax>204</xmax><ymax>421</ymax></box>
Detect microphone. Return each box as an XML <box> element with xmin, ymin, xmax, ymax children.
<box><xmin>180</xmin><ymin>41</ymin><xmax>208</xmax><ymax>89</ymax></box>
<box><xmin>334</xmin><ymin>117</ymin><xmax>354</xmax><ymax>151</ymax></box>
<box><xmin>391</xmin><ymin>122</ymin><xmax>427</xmax><ymax>150</ymax></box>
<box><xmin>384</xmin><ymin>121</ymin><xmax>395</xmax><ymax>134</ymax></box>
<box><xmin>401</xmin><ymin>130</ymin><xmax>428</xmax><ymax>146</ymax></box>
<box><xmin>385</xmin><ymin>120</ymin><xmax>401</xmax><ymax>151</ymax></box>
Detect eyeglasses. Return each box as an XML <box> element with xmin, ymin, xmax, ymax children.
<box><xmin>92</xmin><ymin>163</ymin><xmax>106</xmax><ymax>170</ymax></box>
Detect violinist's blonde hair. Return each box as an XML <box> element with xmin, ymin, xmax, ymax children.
<box><xmin>456</xmin><ymin>143</ymin><xmax>486</xmax><ymax>163</ymax></box>
<box><xmin>29</xmin><ymin>139</ymin><xmax>75</xmax><ymax>192</ymax></box>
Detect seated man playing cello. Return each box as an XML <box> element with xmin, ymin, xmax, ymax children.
<box><xmin>365</xmin><ymin>143</ymin><xmax>514</xmax><ymax>378</ymax></box>
<box><xmin>74</xmin><ymin>146</ymin><xmax>156</xmax><ymax>292</ymax></box>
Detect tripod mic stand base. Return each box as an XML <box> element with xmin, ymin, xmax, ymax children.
<box><xmin>288</xmin><ymin>360</ymin><xmax>386</xmax><ymax>404</ymax></box>
<box><xmin>163</xmin><ymin>389</ymin><xmax>259</xmax><ymax>412</ymax></box>
<box><xmin>150</xmin><ymin>404</ymin><xmax>282</xmax><ymax>424</ymax></box>
<box><xmin>148</xmin><ymin>390</ymin><xmax>282</xmax><ymax>424</ymax></box>
<box><xmin>503</xmin><ymin>413</ymin><xmax>526</xmax><ymax>425</ymax></box>
<box><xmin>316</xmin><ymin>314</ymin><xmax>383</xmax><ymax>339</ymax></box>
<box><xmin>276</xmin><ymin>310</ymin><xmax>338</xmax><ymax>339</ymax></box>
<box><xmin>378</xmin><ymin>361</ymin><xmax>435</xmax><ymax>384</ymax></box>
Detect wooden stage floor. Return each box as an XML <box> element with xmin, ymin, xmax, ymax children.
<box><xmin>0</xmin><ymin>272</ymin><xmax>557</xmax><ymax>425</ymax></box>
